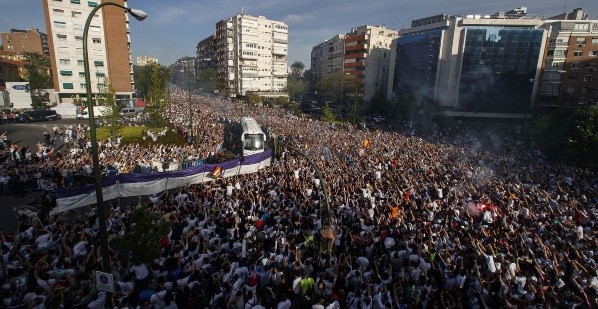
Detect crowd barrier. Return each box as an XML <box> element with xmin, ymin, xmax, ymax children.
<box><xmin>52</xmin><ymin>150</ymin><xmax>272</xmax><ymax>215</ymax></box>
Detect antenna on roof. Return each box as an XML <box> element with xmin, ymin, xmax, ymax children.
<box><xmin>241</xmin><ymin>7</ymin><xmax>246</xmax><ymax>15</ymax></box>
<box><xmin>563</xmin><ymin>0</ymin><xmax>567</xmax><ymax>14</ymax></box>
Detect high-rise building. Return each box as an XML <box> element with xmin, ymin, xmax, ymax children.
<box><xmin>42</xmin><ymin>0</ymin><xmax>134</xmax><ymax>104</ymax></box>
<box><xmin>344</xmin><ymin>25</ymin><xmax>398</xmax><ymax>101</ymax></box>
<box><xmin>197</xmin><ymin>11</ymin><xmax>288</xmax><ymax>97</ymax></box>
<box><xmin>1</xmin><ymin>28</ymin><xmax>49</xmax><ymax>55</ymax></box>
<box><xmin>388</xmin><ymin>8</ymin><xmax>547</xmax><ymax>118</ymax></box>
<box><xmin>311</xmin><ymin>34</ymin><xmax>345</xmax><ymax>86</ymax></box>
<box><xmin>310</xmin><ymin>26</ymin><xmax>397</xmax><ymax>102</ymax></box>
<box><xmin>538</xmin><ymin>8</ymin><xmax>598</xmax><ymax>106</ymax></box>
<box><xmin>136</xmin><ymin>55</ymin><xmax>158</xmax><ymax>66</ymax></box>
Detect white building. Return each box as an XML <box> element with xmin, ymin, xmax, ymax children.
<box><xmin>136</xmin><ymin>55</ymin><xmax>158</xmax><ymax>66</ymax></box>
<box><xmin>43</xmin><ymin>0</ymin><xmax>134</xmax><ymax>104</ymax></box>
<box><xmin>198</xmin><ymin>11</ymin><xmax>288</xmax><ymax>97</ymax></box>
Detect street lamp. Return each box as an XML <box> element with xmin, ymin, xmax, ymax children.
<box><xmin>83</xmin><ymin>2</ymin><xmax>147</xmax><ymax>274</ymax></box>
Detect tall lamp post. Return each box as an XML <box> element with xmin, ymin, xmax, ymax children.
<box><xmin>83</xmin><ymin>2</ymin><xmax>147</xmax><ymax>273</ymax></box>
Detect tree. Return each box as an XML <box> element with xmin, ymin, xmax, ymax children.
<box><xmin>290</xmin><ymin>61</ymin><xmax>305</xmax><ymax>80</ymax></box>
<box><xmin>23</xmin><ymin>52</ymin><xmax>52</xmax><ymax>108</ymax></box>
<box><xmin>530</xmin><ymin>106</ymin><xmax>598</xmax><ymax>167</ymax></box>
<box><xmin>322</xmin><ymin>103</ymin><xmax>336</xmax><ymax>122</ymax></box>
<box><xmin>138</xmin><ymin>63</ymin><xmax>171</xmax><ymax>128</ymax></box>
<box><xmin>286</xmin><ymin>78</ymin><xmax>307</xmax><ymax>102</ymax></box>
<box><xmin>247</xmin><ymin>93</ymin><xmax>262</xmax><ymax>104</ymax></box>
<box><xmin>198</xmin><ymin>68</ymin><xmax>217</xmax><ymax>94</ymax></box>
<box><xmin>110</xmin><ymin>205</ymin><xmax>170</xmax><ymax>265</ymax></box>
<box><xmin>318</xmin><ymin>72</ymin><xmax>361</xmax><ymax>108</ymax></box>
<box><xmin>98</xmin><ymin>78</ymin><xmax>120</xmax><ymax>135</ymax></box>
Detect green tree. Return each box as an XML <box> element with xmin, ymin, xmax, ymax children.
<box><xmin>110</xmin><ymin>205</ymin><xmax>170</xmax><ymax>265</ymax></box>
<box><xmin>198</xmin><ymin>68</ymin><xmax>217</xmax><ymax>93</ymax></box>
<box><xmin>318</xmin><ymin>72</ymin><xmax>360</xmax><ymax>107</ymax></box>
<box><xmin>530</xmin><ymin>107</ymin><xmax>598</xmax><ymax>167</ymax></box>
<box><xmin>247</xmin><ymin>93</ymin><xmax>262</xmax><ymax>104</ymax></box>
<box><xmin>98</xmin><ymin>78</ymin><xmax>120</xmax><ymax>135</ymax></box>
<box><xmin>286</xmin><ymin>78</ymin><xmax>307</xmax><ymax>102</ymax></box>
<box><xmin>24</xmin><ymin>52</ymin><xmax>52</xmax><ymax>108</ymax></box>
<box><xmin>290</xmin><ymin>61</ymin><xmax>305</xmax><ymax>80</ymax></box>
<box><xmin>322</xmin><ymin>103</ymin><xmax>336</xmax><ymax>122</ymax></box>
<box><xmin>140</xmin><ymin>63</ymin><xmax>170</xmax><ymax>128</ymax></box>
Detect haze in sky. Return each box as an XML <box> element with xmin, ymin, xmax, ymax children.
<box><xmin>1</xmin><ymin>0</ymin><xmax>596</xmax><ymax>67</ymax></box>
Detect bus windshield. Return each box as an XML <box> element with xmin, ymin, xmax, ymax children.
<box><xmin>243</xmin><ymin>133</ymin><xmax>264</xmax><ymax>151</ymax></box>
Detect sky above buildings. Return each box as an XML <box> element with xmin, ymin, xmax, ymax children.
<box><xmin>1</xmin><ymin>0</ymin><xmax>597</xmax><ymax>67</ymax></box>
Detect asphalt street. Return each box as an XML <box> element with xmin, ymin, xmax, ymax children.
<box><xmin>0</xmin><ymin>119</ymin><xmax>86</xmax><ymax>233</ymax></box>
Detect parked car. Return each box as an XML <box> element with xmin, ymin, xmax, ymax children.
<box><xmin>18</xmin><ymin>109</ymin><xmax>61</xmax><ymax>123</ymax></box>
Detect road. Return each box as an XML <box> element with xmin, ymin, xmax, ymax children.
<box><xmin>0</xmin><ymin>119</ymin><xmax>86</xmax><ymax>233</ymax></box>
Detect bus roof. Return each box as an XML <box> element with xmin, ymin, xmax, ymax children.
<box><xmin>240</xmin><ymin>117</ymin><xmax>264</xmax><ymax>135</ymax></box>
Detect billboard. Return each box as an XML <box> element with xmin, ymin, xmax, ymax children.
<box><xmin>5</xmin><ymin>82</ymin><xmax>32</xmax><ymax>110</ymax></box>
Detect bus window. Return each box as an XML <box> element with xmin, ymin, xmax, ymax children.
<box><xmin>243</xmin><ymin>133</ymin><xmax>264</xmax><ymax>151</ymax></box>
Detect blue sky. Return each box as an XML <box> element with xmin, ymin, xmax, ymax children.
<box><xmin>1</xmin><ymin>0</ymin><xmax>596</xmax><ymax>67</ymax></box>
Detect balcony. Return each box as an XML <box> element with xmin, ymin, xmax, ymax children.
<box><xmin>273</xmin><ymin>37</ymin><xmax>288</xmax><ymax>44</ymax></box>
<box><xmin>272</xmin><ymin>49</ymin><xmax>287</xmax><ymax>56</ymax></box>
<box><xmin>345</xmin><ymin>61</ymin><xmax>364</xmax><ymax>68</ymax></box>
<box><xmin>345</xmin><ymin>44</ymin><xmax>367</xmax><ymax>52</ymax></box>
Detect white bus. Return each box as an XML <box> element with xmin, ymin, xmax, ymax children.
<box><xmin>224</xmin><ymin>117</ymin><xmax>266</xmax><ymax>156</ymax></box>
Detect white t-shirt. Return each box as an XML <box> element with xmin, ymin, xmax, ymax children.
<box><xmin>130</xmin><ymin>264</ymin><xmax>149</xmax><ymax>280</ymax></box>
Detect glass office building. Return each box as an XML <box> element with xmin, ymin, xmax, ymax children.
<box><xmin>392</xmin><ymin>29</ymin><xmax>442</xmax><ymax>96</ymax></box>
<box><xmin>458</xmin><ymin>27</ymin><xmax>544</xmax><ymax>113</ymax></box>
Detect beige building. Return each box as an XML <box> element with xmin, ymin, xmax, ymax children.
<box><xmin>136</xmin><ymin>55</ymin><xmax>158</xmax><ymax>66</ymax></box>
<box><xmin>198</xmin><ymin>11</ymin><xmax>288</xmax><ymax>97</ymax></box>
<box><xmin>1</xmin><ymin>28</ymin><xmax>49</xmax><ymax>55</ymax></box>
<box><xmin>42</xmin><ymin>0</ymin><xmax>134</xmax><ymax>104</ymax></box>
<box><xmin>311</xmin><ymin>34</ymin><xmax>345</xmax><ymax>86</ymax></box>
<box><xmin>538</xmin><ymin>8</ymin><xmax>598</xmax><ymax>106</ymax></box>
<box><xmin>345</xmin><ymin>25</ymin><xmax>398</xmax><ymax>101</ymax></box>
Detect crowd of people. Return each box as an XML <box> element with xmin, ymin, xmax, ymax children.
<box><xmin>0</xmin><ymin>85</ymin><xmax>596</xmax><ymax>308</ymax></box>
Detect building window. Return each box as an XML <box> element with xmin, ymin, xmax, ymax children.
<box><xmin>63</xmin><ymin>83</ymin><xmax>74</xmax><ymax>89</ymax></box>
<box><xmin>75</xmin><ymin>36</ymin><xmax>83</xmax><ymax>42</ymax></box>
<box><xmin>71</xmin><ymin>0</ymin><xmax>80</xmax><ymax>3</ymax></box>
<box><xmin>576</xmin><ymin>38</ymin><xmax>586</xmax><ymax>46</ymax></box>
<box><xmin>54</xmin><ymin>21</ymin><xmax>66</xmax><ymax>29</ymax></box>
<box><xmin>94</xmin><ymin>60</ymin><xmax>104</xmax><ymax>67</ymax></box>
<box><xmin>566</xmin><ymin>86</ymin><xmax>575</xmax><ymax>94</ymax></box>
<box><xmin>552</xmin><ymin>62</ymin><xmax>563</xmax><ymax>68</ymax></box>
<box><xmin>79</xmin><ymin>72</ymin><xmax>85</xmax><ymax>77</ymax></box>
<box><xmin>53</xmin><ymin>9</ymin><xmax>64</xmax><ymax>15</ymax></box>
<box><xmin>58</xmin><ymin>46</ymin><xmax>69</xmax><ymax>54</ymax></box>
<box><xmin>80</xmin><ymin>83</ymin><xmax>86</xmax><ymax>89</ymax></box>
<box><xmin>59</xmin><ymin>59</ymin><xmax>70</xmax><ymax>65</ymax></box>
<box><xmin>569</xmin><ymin>74</ymin><xmax>578</xmax><ymax>80</ymax></box>
<box><xmin>57</xmin><ymin>34</ymin><xmax>67</xmax><ymax>41</ymax></box>
<box><xmin>90</xmin><ymin>25</ymin><xmax>100</xmax><ymax>32</ymax></box>
<box><xmin>571</xmin><ymin>62</ymin><xmax>581</xmax><ymax>69</ymax></box>
<box><xmin>584</xmin><ymin>75</ymin><xmax>594</xmax><ymax>82</ymax></box>
<box><xmin>554</xmin><ymin>49</ymin><xmax>567</xmax><ymax>56</ymax></box>
<box><xmin>72</xmin><ymin>11</ymin><xmax>82</xmax><ymax>18</ymax></box>
<box><xmin>574</xmin><ymin>23</ymin><xmax>590</xmax><ymax>30</ymax></box>
<box><xmin>92</xmin><ymin>38</ymin><xmax>101</xmax><ymax>44</ymax></box>
<box><xmin>60</xmin><ymin>70</ymin><xmax>73</xmax><ymax>76</ymax></box>
<box><xmin>593</xmin><ymin>38</ymin><xmax>598</xmax><ymax>44</ymax></box>
<box><xmin>590</xmin><ymin>50</ymin><xmax>598</xmax><ymax>56</ymax></box>
<box><xmin>73</xmin><ymin>24</ymin><xmax>83</xmax><ymax>31</ymax></box>
<box><xmin>88</xmin><ymin>1</ymin><xmax>98</xmax><ymax>7</ymax></box>
<box><xmin>77</xmin><ymin>60</ymin><xmax>84</xmax><ymax>66</ymax></box>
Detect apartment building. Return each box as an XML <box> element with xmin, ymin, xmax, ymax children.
<box><xmin>310</xmin><ymin>34</ymin><xmax>345</xmax><ymax>86</ymax></box>
<box><xmin>198</xmin><ymin>11</ymin><xmax>288</xmax><ymax>97</ymax></box>
<box><xmin>1</xmin><ymin>28</ymin><xmax>49</xmax><ymax>55</ymax></box>
<box><xmin>538</xmin><ymin>8</ymin><xmax>598</xmax><ymax>106</ymax></box>
<box><xmin>42</xmin><ymin>0</ymin><xmax>134</xmax><ymax>104</ymax></box>
<box><xmin>136</xmin><ymin>55</ymin><xmax>158</xmax><ymax>66</ymax></box>
<box><xmin>388</xmin><ymin>8</ymin><xmax>547</xmax><ymax>118</ymax></box>
<box><xmin>344</xmin><ymin>25</ymin><xmax>398</xmax><ymax>101</ymax></box>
